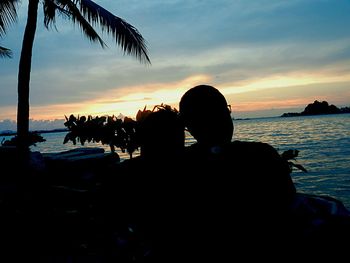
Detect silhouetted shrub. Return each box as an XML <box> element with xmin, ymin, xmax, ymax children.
<box><xmin>281</xmin><ymin>149</ymin><xmax>307</xmax><ymax>173</ymax></box>
<box><xmin>1</xmin><ymin>131</ymin><xmax>46</xmax><ymax>147</ymax></box>
<box><xmin>63</xmin><ymin>104</ymin><xmax>177</xmax><ymax>158</ymax></box>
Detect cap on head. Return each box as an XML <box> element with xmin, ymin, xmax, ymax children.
<box><xmin>179</xmin><ymin>85</ymin><xmax>234</xmax><ymax>145</ymax></box>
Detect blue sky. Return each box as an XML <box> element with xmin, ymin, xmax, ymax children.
<box><xmin>1</xmin><ymin>0</ymin><xmax>350</xmax><ymax>130</ymax></box>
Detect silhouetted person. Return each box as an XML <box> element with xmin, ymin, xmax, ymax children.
<box><xmin>178</xmin><ymin>84</ymin><xmax>297</xmax><ymax>258</ymax></box>
<box><xmin>178</xmin><ymin>85</ymin><xmax>350</xmax><ymax>258</ymax></box>
<box><xmin>105</xmin><ymin>105</ymin><xmax>185</xmax><ymax>261</ymax></box>
<box><xmin>137</xmin><ymin>105</ymin><xmax>185</xmax><ymax>161</ymax></box>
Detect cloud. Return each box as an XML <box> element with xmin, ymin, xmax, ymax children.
<box><xmin>226</xmin><ymin>80</ymin><xmax>350</xmax><ymax>116</ymax></box>
<box><xmin>1</xmin><ymin>0</ymin><xmax>350</xmax><ymax>123</ymax></box>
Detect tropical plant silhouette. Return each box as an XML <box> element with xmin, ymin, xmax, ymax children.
<box><xmin>63</xmin><ymin>104</ymin><xmax>178</xmax><ymax>158</ymax></box>
<box><xmin>1</xmin><ymin>131</ymin><xmax>46</xmax><ymax>147</ymax></box>
<box><xmin>63</xmin><ymin>114</ymin><xmax>139</xmax><ymax>158</ymax></box>
<box><xmin>0</xmin><ymin>0</ymin><xmax>18</xmax><ymax>58</ymax></box>
<box><xmin>10</xmin><ymin>0</ymin><xmax>150</xmax><ymax>151</ymax></box>
<box><xmin>281</xmin><ymin>149</ymin><xmax>308</xmax><ymax>173</ymax></box>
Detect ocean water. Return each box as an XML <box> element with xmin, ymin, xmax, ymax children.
<box><xmin>232</xmin><ymin>114</ymin><xmax>350</xmax><ymax>209</ymax></box>
<box><xmin>1</xmin><ymin>113</ymin><xmax>350</xmax><ymax>209</ymax></box>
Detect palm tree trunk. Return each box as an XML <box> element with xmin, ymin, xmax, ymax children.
<box><xmin>17</xmin><ymin>0</ymin><xmax>39</xmax><ymax>151</ymax></box>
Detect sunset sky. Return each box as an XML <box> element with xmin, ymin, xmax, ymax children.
<box><xmin>1</xmin><ymin>0</ymin><xmax>350</xmax><ymax>130</ymax></box>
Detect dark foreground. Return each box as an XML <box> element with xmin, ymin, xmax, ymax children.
<box><xmin>0</xmin><ymin>147</ymin><xmax>124</xmax><ymax>261</ymax></box>
<box><xmin>1</xmin><ymin>146</ymin><xmax>350</xmax><ymax>262</ymax></box>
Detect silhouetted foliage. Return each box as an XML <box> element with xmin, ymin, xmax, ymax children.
<box><xmin>0</xmin><ymin>46</ymin><xmax>12</xmax><ymax>57</ymax></box>
<box><xmin>340</xmin><ymin>106</ymin><xmax>350</xmax><ymax>113</ymax></box>
<box><xmin>14</xmin><ymin>0</ymin><xmax>151</xmax><ymax>152</ymax></box>
<box><xmin>1</xmin><ymin>131</ymin><xmax>46</xmax><ymax>147</ymax></box>
<box><xmin>0</xmin><ymin>0</ymin><xmax>18</xmax><ymax>58</ymax></box>
<box><xmin>281</xmin><ymin>149</ymin><xmax>307</xmax><ymax>173</ymax></box>
<box><xmin>63</xmin><ymin>114</ymin><xmax>138</xmax><ymax>158</ymax></box>
<box><xmin>302</xmin><ymin>100</ymin><xmax>340</xmax><ymax>115</ymax></box>
<box><xmin>63</xmin><ymin>104</ymin><xmax>178</xmax><ymax>158</ymax></box>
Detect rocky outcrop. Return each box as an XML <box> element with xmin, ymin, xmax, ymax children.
<box><xmin>281</xmin><ymin>100</ymin><xmax>350</xmax><ymax>117</ymax></box>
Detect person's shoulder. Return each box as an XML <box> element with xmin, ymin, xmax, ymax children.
<box><xmin>121</xmin><ymin>156</ymin><xmax>143</xmax><ymax>165</ymax></box>
<box><xmin>228</xmin><ymin>140</ymin><xmax>285</xmax><ymax>165</ymax></box>
<box><xmin>231</xmin><ymin>140</ymin><xmax>273</xmax><ymax>147</ymax></box>
<box><xmin>118</xmin><ymin>156</ymin><xmax>145</xmax><ymax>173</ymax></box>
<box><xmin>230</xmin><ymin>140</ymin><xmax>278</xmax><ymax>153</ymax></box>
<box><xmin>184</xmin><ymin>142</ymin><xmax>204</xmax><ymax>156</ymax></box>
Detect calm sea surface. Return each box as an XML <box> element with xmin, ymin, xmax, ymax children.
<box><xmin>2</xmin><ymin>114</ymin><xmax>350</xmax><ymax>209</ymax></box>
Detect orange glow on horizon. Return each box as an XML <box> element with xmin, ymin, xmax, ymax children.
<box><xmin>220</xmin><ymin>73</ymin><xmax>350</xmax><ymax>96</ymax></box>
<box><xmin>83</xmin><ymin>74</ymin><xmax>212</xmax><ymax>118</ymax></box>
<box><xmin>1</xmin><ymin>72</ymin><xmax>349</xmax><ymax>121</ymax></box>
<box><xmin>0</xmin><ymin>74</ymin><xmax>212</xmax><ymax>121</ymax></box>
<box><xmin>231</xmin><ymin>97</ymin><xmax>327</xmax><ymax>113</ymax></box>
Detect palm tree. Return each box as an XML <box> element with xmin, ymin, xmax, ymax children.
<box><xmin>0</xmin><ymin>0</ymin><xmax>18</xmax><ymax>58</ymax></box>
<box><xmin>0</xmin><ymin>45</ymin><xmax>12</xmax><ymax>58</ymax></box>
<box><xmin>16</xmin><ymin>0</ymin><xmax>151</xmax><ymax>150</ymax></box>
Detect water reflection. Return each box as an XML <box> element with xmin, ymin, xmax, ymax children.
<box><xmin>233</xmin><ymin>114</ymin><xmax>350</xmax><ymax>209</ymax></box>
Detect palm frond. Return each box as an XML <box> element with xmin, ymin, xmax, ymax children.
<box><xmin>56</xmin><ymin>0</ymin><xmax>106</xmax><ymax>47</ymax></box>
<box><xmin>78</xmin><ymin>0</ymin><xmax>150</xmax><ymax>64</ymax></box>
<box><xmin>0</xmin><ymin>0</ymin><xmax>19</xmax><ymax>37</ymax></box>
<box><xmin>43</xmin><ymin>0</ymin><xmax>57</xmax><ymax>29</ymax></box>
<box><xmin>43</xmin><ymin>0</ymin><xmax>70</xmax><ymax>29</ymax></box>
<box><xmin>0</xmin><ymin>45</ymin><xmax>12</xmax><ymax>58</ymax></box>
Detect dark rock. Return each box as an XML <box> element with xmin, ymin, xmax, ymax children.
<box><xmin>281</xmin><ymin>100</ymin><xmax>350</xmax><ymax>117</ymax></box>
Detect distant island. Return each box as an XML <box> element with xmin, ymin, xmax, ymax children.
<box><xmin>0</xmin><ymin>128</ymin><xmax>68</xmax><ymax>136</ymax></box>
<box><xmin>281</xmin><ymin>100</ymin><xmax>350</xmax><ymax>117</ymax></box>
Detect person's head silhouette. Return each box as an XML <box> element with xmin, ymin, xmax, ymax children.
<box><xmin>138</xmin><ymin>105</ymin><xmax>184</xmax><ymax>160</ymax></box>
<box><xmin>179</xmin><ymin>85</ymin><xmax>233</xmax><ymax>146</ymax></box>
